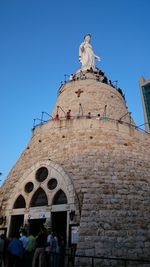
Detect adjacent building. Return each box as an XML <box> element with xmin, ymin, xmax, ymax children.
<box><xmin>140</xmin><ymin>77</ymin><xmax>150</xmax><ymax>133</ymax></box>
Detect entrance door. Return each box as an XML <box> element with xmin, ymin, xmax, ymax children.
<box><xmin>9</xmin><ymin>214</ymin><xmax>24</xmax><ymax>238</ymax></box>
<box><xmin>28</xmin><ymin>218</ymin><xmax>46</xmax><ymax>236</ymax></box>
<box><xmin>51</xmin><ymin>211</ymin><xmax>67</xmax><ymax>242</ymax></box>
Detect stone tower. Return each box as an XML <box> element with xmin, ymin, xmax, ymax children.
<box><xmin>0</xmin><ymin>36</ymin><xmax>150</xmax><ymax>265</ymax></box>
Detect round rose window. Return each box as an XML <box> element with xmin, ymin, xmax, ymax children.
<box><xmin>36</xmin><ymin>167</ymin><xmax>48</xmax><ymax>182</ymax></box>
<box><xmin>47</xmin><ymin>178</ymin><xmax>57</xmax><ymax>190</ymax></box>
<box><xmin>25</xmin><ymin>182</ymin><xmax>34</xmax><ymax>193</ymax></box>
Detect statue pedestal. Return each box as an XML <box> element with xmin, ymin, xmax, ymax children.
<box><xmin>74</xmin><ymin>68</ymin><xmax>104</xmax><ymax>82</ymax></box>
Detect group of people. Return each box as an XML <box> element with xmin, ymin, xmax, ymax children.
<box><xmin>0</xmin><ymin>227</ymin><xmax>66</xmax><ymax>267</ymax></box>
<box><xmin>60</xmin><ymin>67</ymin><xmax>123</xmax><ymax>95</ymax></box>
<box><xmin>54</xmin><ymin>109</ymin><xmax>71</xmax><ymax>121</ymax></box>
<box><xmin>54</xmin><ymin>109</ymin><xmax>109</xmax><ymax>121</ymax></box>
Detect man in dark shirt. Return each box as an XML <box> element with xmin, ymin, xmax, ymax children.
<box><xmin>0</xmin><ymin>234</ymin><xmax>5</xmax><ymax>267</ymax></box>
<box><xmin>32</xmin><ymin>227</ymin><xmax>47</xmax><ymax>267</ymax></box>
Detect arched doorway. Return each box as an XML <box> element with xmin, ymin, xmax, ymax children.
<box><xmin>28</xmin><ymin>188</ymin><xmax>48</xmax><ymax>235</ymax></box>
<box><xmin>9</xmin><ymin>195</ymin><xmax>26</xmax><ymax>237</ymax></box>
<box><xmin>9</xmin><ymin>215</ymin><xmax>24</xmax><ymax>238</ymax></box>
<box><xmin>6</xmin><ymin>160</ymin><xmax>76</xmax><ymax>240</ymax></box>
<box><xmin>51</xmin><ymin>190</ymin><xmax>67</xmax><ymax>243</ymax></box>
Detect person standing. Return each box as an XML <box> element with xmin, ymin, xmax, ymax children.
<box><xmin>50</xmin><ymin>232</ymin><xmax>59</xmax><ymax>267</ymax></box>
<box><xmin>25</xmin><ymin>231</ymin><xmax>36</xmax><ymax>267</ymax></box>
<box><xmin>32</xmin><ymin>227</ymin><xmax>47</xmax><ymax>267</ymax></box>
<box><xmin>0</xmin><ymin>234</ymin><xmax>5</xmax><ymax>267</ymax></box>
<box><xmin>19</xmin><ymin>229</ymin><xmax>28</xmax><ymax>251</ymax></box>
<box><xmin>45</xmin><ymin>229</ymin><xmax>52</xmax><ymax>266</ymax></box>
<box><xmin>58</xmin><ymin>235</ymin><xmax>66</xmax><ymax>267</ymax></box>
<box><xmin>7</xmin><ymin>234</ymin><xmax>24</xmax><ymax>267</ymax></box>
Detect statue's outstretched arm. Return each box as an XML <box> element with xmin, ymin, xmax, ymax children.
<box><xmin>79</xmin><ymin>43</ymin><xmax>85</xmax><ymax>62</ymax></box>
<box><xmin>94</xmin><ymin>54</ymin><xmax>101</xmax><ymax>61</ymax></box>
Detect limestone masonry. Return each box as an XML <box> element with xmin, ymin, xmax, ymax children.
<box><xmin>0</xmin><ymin>69</ymin><xmax>150</xmax><ymax>266</ymax></box>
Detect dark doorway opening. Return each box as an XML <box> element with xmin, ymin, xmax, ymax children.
<box><xmin>51</xmin><ymin>211</ymin><xmax>67</xmax><ymax>243</ymax></box>
<box><xmin>9</xmin><ymin>214</ymin><xmax>24</xmax><ymax>238</ymax></box>
<box><xmin>28</xmin><ymin>218</ymin><xmax>46</xmax><ymax>236</ymax></box>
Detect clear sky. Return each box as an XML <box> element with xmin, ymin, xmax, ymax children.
<box><xmin>0</xmin><ymin>0</ymin><xmax>150</xmax><ymax>185</ymax></box>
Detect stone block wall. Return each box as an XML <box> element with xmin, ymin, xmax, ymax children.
<box><xmin>52</xmin><ymin>74</ymin><xmax>132</xmax><ymax>124</ymax></box>
<box><xmin>1</xmin><ymin>118</ymin><xmax>150</xmax><ymax>261</ymax></box>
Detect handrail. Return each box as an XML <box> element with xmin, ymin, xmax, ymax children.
<box><xmin>32</xmin><ymin>115</ymin><xmax>150</xmax><ymax>135</ymax></box>
<box><xmin>48</xmin><ymin>251</ymin><xmax>150</xmax><ymax>267</ymax></box>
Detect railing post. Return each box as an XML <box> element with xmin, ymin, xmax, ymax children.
<box><xmin>92</xmin><ymin>257</ymin><xmax>94</xmax><ymax>267</ymax></box>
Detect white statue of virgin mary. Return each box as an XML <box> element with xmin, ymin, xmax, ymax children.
<box><xmin>79</xmin><ymin>34</ymin><xmax>100</xmax><ymax>71</ymax></box>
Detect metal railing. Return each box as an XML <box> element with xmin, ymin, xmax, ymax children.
<box><xmin>48</xmin><ymin>251</ymin><xmax>150</xmax><ymax>267</ymax></box>
<box><xmin>32</xmin><ymin>114</ymin><xmax>150</xmax><ymax>135</ymax></box>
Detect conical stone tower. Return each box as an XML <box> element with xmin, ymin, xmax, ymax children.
<box><xmin>0</xmin><ymin>36</ymin><xmax>150</xmax><ymax>265</ymax></box>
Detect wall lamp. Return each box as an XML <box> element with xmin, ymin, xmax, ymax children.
<box><xmin>69</xmin><ymin>210</ymin><xmax>75</xmax><ymax>221</ymax></box>
<box><xmin>0</xmin><ymin>216</ymin><xmax>6</xmax><ymax>225</ymax></box>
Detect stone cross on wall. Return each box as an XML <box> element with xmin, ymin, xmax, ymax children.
<box><xmin>75</xmin><ymin>89</ymin><xmax>84</xmax><ymax>97</ymax></box>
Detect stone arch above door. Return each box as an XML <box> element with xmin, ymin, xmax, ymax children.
<box><xmin>13</xmin><ymin>195</ymin><xmax>26</xmax><ymax>209</ymax></box>
<box><xmin>30</xmin><ymin>187</ymin><xmax>48</xmax><ymax>207</ymax></box>
<box><xmin>7</xmin><ymin>160</ymin><xmax>76</xmax><ymax>211</ymax></box>
<box><xmin>52</xmin><ymin>189</ymin><xmax>68</xmax><ymax>205</ymax></box>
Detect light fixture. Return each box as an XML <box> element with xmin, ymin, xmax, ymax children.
<box><xmin>69</xmin><ymin>210</ymin><xmax>75</xmax><ymax>221</ymax></box>
<box><xmin>0</xmin><ymin>216</ymin><xmax>6</xmax><ymax>225</ymax></box>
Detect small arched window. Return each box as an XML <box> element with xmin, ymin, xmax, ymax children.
<box><xmin>52</xmin><ymin>189</ymin><xmax>67</xmax><ymax>205</ymax></box>
<box><xmin>30</xmin><ymin>188</ymin><xmax>48</xmax><ymax>207</ymax></box>
<box><xmin>13</xmin><ymin>195</ymin><xmax>26</xmax><ymax>209</ymax></box>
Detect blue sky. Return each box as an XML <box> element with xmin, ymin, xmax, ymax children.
<box><xmin>0</xmin><ymin>0</ymin><xmax>150</xmax><ymax>185</ymax></box>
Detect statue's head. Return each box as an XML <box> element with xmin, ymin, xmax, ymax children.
<box><xmin>84</xmin><ymin>34</ymin><xmax>91</xmax><ymax>42</ymax></box>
